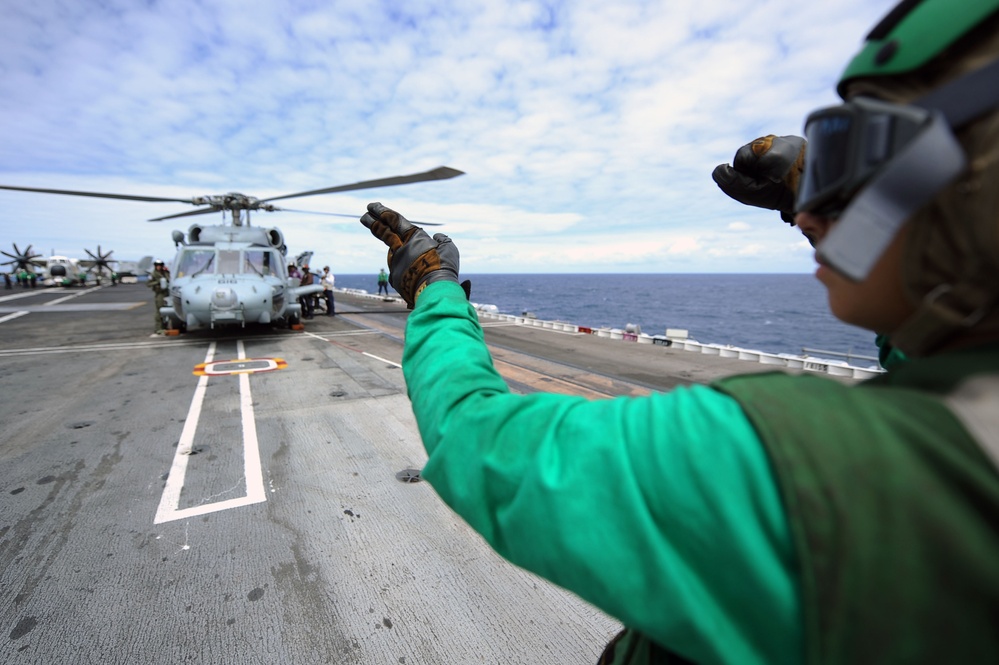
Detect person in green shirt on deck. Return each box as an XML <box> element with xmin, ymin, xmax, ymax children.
<box><xmin>377</xmin><ymin>267</ymin><xmax>390</xmax><ymax>296</ymax></box>
<box><xmin>360</xmin><ymin>1</ymin><xmax>999</xmax><ymax>662</ymax></box>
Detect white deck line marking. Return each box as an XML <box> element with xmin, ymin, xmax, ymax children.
<box><xmin>0</xmin><ymin>285</ymin><xmax>103</xmax><ymax>320</ymax></box>
<box><xmin>0</xmin><ymin>311</ymin><xmax>29</xmax><ymax>324</ymax></box>
<box><xmin>236</xmin><ymin>339</ymin><xmax>267</xmax><ymax>508</ymax></box>
<box><xmin>0</xmin><ymin>303</ymin><xmax>142</xmax><ymax>313</ymax></box>
<box><xmin>0</xmin><ymin>328</ymin><xmax>382</xmax><ymax>358</ymax></box>
<box><xmin>0</xmin><ymin>338</ymin><xmax>211</xmax><ymax>357</ymax></box>
<box><xmin>155</xmin><ymin>342</ymin><xmax>216</xmax><ymax>524</ymax></box>
<box><xmin>303</xmin><ymin>329</ymin><xmax>402</xmax><ymax>368</ymax></box>
<box><xmin>0</xmin><ymin>291</ymin><xmax>56</xmax><ymax>303</ymax></box>
<box><xmin>362</xmin><ymin>352</ymin><xmax>402</xmax><ymax>368</ymax></box>
<box><xmin>46</xmin><ymin>285</ymin><xmax>103</xmax><ymax>306</ymax></box>
<box><xmin>154</xmin><ymin>341</ymin><xmax>267</xmax><ymax>524</ymax></box>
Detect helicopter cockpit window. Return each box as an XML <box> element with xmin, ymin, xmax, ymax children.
<box><xmin>243</xmin><ymin>250</ymin><xmax>275</xmax><ymax>276</ymax></box>
<box><xmin>271</xmin><ymin>251</ymin><xmax>286</xmax><ymax>278</ymax></box>
<box><xmin>176</xmin><ymin>249</ymin><xmax>215</xmax><ymax>277</ymax></box>
<box><xmin>217</xmin><ymin>250</ymin><xmax>241</xmax><ymax>274</ymax></box>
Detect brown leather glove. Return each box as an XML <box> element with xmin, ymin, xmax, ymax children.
<box><xmin>711</xmin><ymin>135</ymin><xmax>806</xmax><ymax>225</ymax></box>
<box><xmin>360</xmin><ymin>202</ymin><xmax>467</xmax><ymax>308</ymax></box>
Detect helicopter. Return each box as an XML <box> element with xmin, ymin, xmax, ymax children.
<box><xmin>0</xmin><ymin>166</ymin><xmax>463</xmax><ymax>329</ymax></box>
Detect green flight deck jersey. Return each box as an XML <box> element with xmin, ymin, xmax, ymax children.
<box><xmin>402</xmin><ymin>281</ymin><xmax>999</xmax><ymax>664</ymax></box>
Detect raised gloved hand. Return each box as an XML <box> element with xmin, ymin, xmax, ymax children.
<box><xmin>360</xmin><ymin>202</ymin><xmax>469</xmax><ymax>308</ymax></box>
<box><xmin>711</xmin><ymin>135</ymin><xmax>806</xmax><ymax>225</ymax></box>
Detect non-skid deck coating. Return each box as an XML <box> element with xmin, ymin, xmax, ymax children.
<box><xmin>0</xmin><ymin>283</ymin><xmax>844</xmax><ymax>663</ymax></box>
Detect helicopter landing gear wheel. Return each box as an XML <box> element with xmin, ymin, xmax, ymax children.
<box><xmin>288</xmin><ymin>313</ymin><xmax>301</xmax><ymax>329</ymax></box>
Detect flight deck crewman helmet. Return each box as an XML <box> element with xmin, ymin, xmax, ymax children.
<box><xmin>796</xmin><ymin>0</ymin><xmax>999</xmax><ymax>283</ymax></box>
<box><xmin>802</xmin><ymin>0</ymin><xmax>999</xmax><ymax>355</ymax></box>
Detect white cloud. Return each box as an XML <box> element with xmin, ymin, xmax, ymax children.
<box><xmin>0</xmin><ymin>0</ymin><xmax>899</xmax><ymax>273</ymax></box>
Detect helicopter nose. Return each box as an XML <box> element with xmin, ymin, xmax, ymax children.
<box><xmin>212</xmin><ymin>286</ymin><xmax>238</xmax><ymax>309</ymax></box>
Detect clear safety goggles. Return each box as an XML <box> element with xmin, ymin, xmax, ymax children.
<box><xmin>798</xmin><ymin>97</ymin><xmax>945</xmax><ymax>217</ymax></box>
<box><xmin>795</xmin><ymin>56</ymin><xmax>999</xmax><ymax>282</ymax></box>
<box><xmin>797</xmin><ymin>97</ymin><xmax>966</xmax><ymax>281</ymax></box>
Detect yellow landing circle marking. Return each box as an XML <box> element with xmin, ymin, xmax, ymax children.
<box><xmin>193</xmin><ymin>357</ymin><xmax>288</xmax><ymax>376</ymax></box>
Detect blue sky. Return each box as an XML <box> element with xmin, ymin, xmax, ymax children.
<box><xmin>0</xmin><ymin>0</ymin><xmax>898</xmax><ymax>274</ymax></box>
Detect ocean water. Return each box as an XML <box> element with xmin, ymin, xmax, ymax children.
<box><xmin>334</xmin><ymin>273</ymin><xmax>880</xmax><ymax>361</ymax></box>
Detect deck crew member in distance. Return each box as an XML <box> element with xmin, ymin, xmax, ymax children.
<box><xmin>360</xmin><ymin>1</ymin><xmax>999</xmax><ymax>662</ymax></box>
<box><xmin>148</xmin><ymin>259</ymin><xmax>170</xmax><ymax>335</ymax></box>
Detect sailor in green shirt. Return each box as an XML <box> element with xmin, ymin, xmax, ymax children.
<box><xmin>377</xmin><ymin>267</ymin><xmax>390</xmax><ymax>296</ymax></box>
<box><xmin>360</xmin><ymin>1</ymin><xmax>999</xmax><ymax>662</ymax></box>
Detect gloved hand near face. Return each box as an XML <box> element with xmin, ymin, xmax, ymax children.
<box><xmin>712</xmin><ymin>135</ymin><xmax>806</xmax><ymax>225</ymax></box>
<box><xmin>360</xmin><ymin>202</ymin><xmax>469</xmax><ymax>308</ymax></box>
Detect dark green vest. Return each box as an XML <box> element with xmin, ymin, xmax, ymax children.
<box><xmin>715</xmin><ymin>346</ymin><xmax>999</xmax><ymax>664</ymax></box>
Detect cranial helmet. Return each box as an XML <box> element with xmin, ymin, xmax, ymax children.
<box><xmin>808</xmin><ymin>0</ymin><xmax>999</xmax><ymax>355</ymax></box>
<box><xmin>838</xmin><ymin>0</ymin><xmax>999</xmax><ymax>92</ymax></box>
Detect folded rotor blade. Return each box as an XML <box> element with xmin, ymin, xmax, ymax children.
<box><xmin>0</xmin><ymin>184</ymin><xmax>198</xmax><ymax>204</ymax></box>
<box><xmin>259</xmin><ymin>166</ymin><xmax>464</xmax><ymax>203</ymax></box>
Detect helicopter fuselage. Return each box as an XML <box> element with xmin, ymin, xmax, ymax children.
<box><xmin>160</xmin><ymin>224</ymin><xmax>322</xmax><ymax>330</ymax></box>
<box><xmin>0</xmin><ymin>165</ymin><xmax>463</xmax><ymax>331</ymax></box>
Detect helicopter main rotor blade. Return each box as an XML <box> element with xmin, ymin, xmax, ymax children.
<box><xmin>148</xmin><ymin>208</ymin><xmax>219</xmax><ymax>222</ymax></box>
<box><xmin>275</xmin><ymin>208</ymin><xmax>443</xmax><ymax>226</ymax></box>
<box><xmin>259</xmin><ymin>166</ymin><xmax>464</xmax><ymax>204</ymax></box>
<box><xmin>0</xmin><ymin>184</ymin><xmax>198</xmax><ymax>204</ymax></box>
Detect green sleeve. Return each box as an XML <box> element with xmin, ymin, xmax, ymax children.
<box><xmin>403</xmin><ymin>282</ymin><xmax>803</xmax><ymax>665</ymax></box>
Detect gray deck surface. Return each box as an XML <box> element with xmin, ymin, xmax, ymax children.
<box><xmin>0</xmin><ymin>283</ymin><xmax>843</xmax><ymax>663</ymax></box>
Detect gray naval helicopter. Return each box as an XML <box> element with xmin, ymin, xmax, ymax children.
<box><xmin>0</xmin><ymin>166</ymin><xmax>462</xmax><ymax>330</ymax></box>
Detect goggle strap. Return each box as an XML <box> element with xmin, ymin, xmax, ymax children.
<box><xmin>817</xmin><ymin>115</ymin><xmax>966</xmax><ymax>281</ymax></box>
<box><xmin>915</xmin><ymin>56</ymin><xmax>999</xmax><ymax>128</ymax></box>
